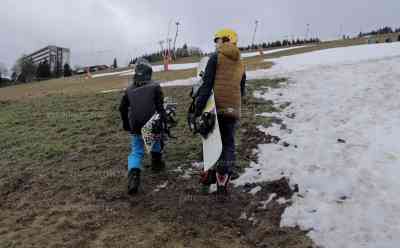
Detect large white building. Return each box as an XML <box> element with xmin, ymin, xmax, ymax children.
<box><xmin>25</xmin><ymin>45</ymin><xmax>70</xmax><ymax>75</ymax></box>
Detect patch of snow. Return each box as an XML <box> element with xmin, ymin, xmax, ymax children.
<box><xmin>160</xmin><ymin>77</ymin><xmax>197</xmax><ymax>87</ymax></box>
<box><xmin>247</xmin><ymin>213</ymin><xmax>258</xmax><ymax>225</ymax></box>
<box><xmin>94</xmin><ymin>62</ymin><xmax>198</xmax><ymax>78</ymax></box>
<box><xmin>92</xmin><ymin>69</ymin><xmax>133</xmax><ymax>78</ymax></box>
<box><xmin>252</xmin><ymin>90</ymin><xmax>267</xmax><ymax>98</ymax></box>
<box><xmin>241</xmin><ymin>51</ymin><xmax>263</xmax><ymax>58</ymax></box>
<box><xmin>263</xmin><ymin>45</ymin><xmax>309</xmax><ymax>54</ymax></box>
<box><xmin>249</xmin><ymin>185</ymin><xmax>262</xmax><ymax>195</ymax></box>
<box><xmin>259</xmin><ymin>193</ymin><xmax>277</xmax><ymax>209</ymax></box>
<box><xmin>119</xmin><ymin>70</ymin><xmax>135</xmax><ymax>76</ymax></box>
<box><xmin>121</xmin><ymin>63</ymin><xmax>199</xmax><ymax>76</ymax></box>
<box><xmin>255</xmin><ymin>42</ymin><xmax>400</xmax><ymax>77</ymax></box>
<box><xmin>209</xmin><ymin>184</ymin><xmax>217</xmax><ymax>194</ymax></box>
<box><xmin>171</xmin><ymin>166</ymin><xmax>183</xmax><ymax>173</ymax></box>
<box><xmin>100</xmin><ymin>88</ymin><xmax>125</xmax><ymax>94</ymax></box>
<box><xmin>241</xmin><ymin>46</ymin><xmax>309</xmax><ymax>58</ymax></box>
<box><xmin>256</xmin><ymin>112</ymin><xmax>284</xmax><ymax>119</ymax></box>
<box><xmin>154</xmin><ymin>181</ymin><xmax>169</xmax><ymax>192</ymax></box>
<box><xmin>181</xmin><ymin>168</ymin><xmax>194</xmax><ymax>179</ymax></box>
<box><xmin>99</xmin><ymin>77</ymin><xmax>197</xmax><ymax>94</ymax></box>
<box><xmin>236</xmin><ymin>43</ymin><xmax>400</xmax><ymax>248</ymax></box>
<box><xmin>153</xmin><ymin>62</ymin><xmax>199</xmax><ymax>72</ymax></box>
<box><xmin>276</xmin><ymin>197</ymin><xmax>291</xmax><ymax>205</ymax></box>
<box><xmin>191</xmin><ymin>161</ymin><xmax>204</xmax><ymax>170</ymax></box>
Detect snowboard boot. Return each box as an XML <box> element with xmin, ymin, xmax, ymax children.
<box><xmin>128</xmin><ymin>168</ymin><xmax>141</xmax><ymax>195</ymax></box>
<box><xmin>216</xmin><ymin>165</ymin><xmax>231</xmax><ymax>197</ymax></box>
<box><xmin>151</xmin><ymin>152</ymin><xmax>165</xmax><ymax>173</ymax></box>
<box><xmin>199</xmin><ymin>168</ymin><xmax>217</xmax><ymax>194</ymax></box>
<box><xmin>216</xmin><ymin>172</ymin><xmax>231</xmax><ymax>196</ymax></box>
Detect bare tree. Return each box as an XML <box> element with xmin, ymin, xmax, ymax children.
<box><xmin>172</xmin><ymin>21</ymin><xmax>180</xmax><ymax>59</ymax></box>
<box><xmin>0</xmin><ymin>62</ymin><xmax>7</xmax><ymax>78</ymax></box>
<box><xmin>13</xmin><ymin>55</ymin><xmax>37</xmax><ymax>82</ymax></box>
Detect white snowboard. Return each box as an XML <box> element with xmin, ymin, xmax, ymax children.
<box><xmin>142</xmin><ymin>101</ymin><xmax>177</xmax><ymax>154</ymax></box>
<box><xmin>141</xmin><ymin>112</ymin><xmax>162</xmax><ymax>154</ymax></box>
<box><xmin>196</xmin><ymin>57</ymin><xmax>223</xmax><ymax>170</ymax></box>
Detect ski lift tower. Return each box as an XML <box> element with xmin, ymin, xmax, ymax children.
<box><xmin>306</xmin><ymin>24</ymin><xmax>310</xmax><ymax>39</ymax></box>
<box><xmin>251</xmin><ymin>20</ymin><xmax>259</xmax><ymax>50</ymax></box>
<box><xmin>159</xmin><ymin>40</ymin><xmax>170</xmax><ymax>71</ymax></box>
<box><xmin>172</xmin><ymin>21</ymin><xmax>180</xmax><ymax>60</ymax></box>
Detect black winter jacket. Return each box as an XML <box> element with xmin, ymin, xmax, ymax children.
<box><xmin>119</xmin><ymin>82</ymin><xmax>165</xmax><ymax>134</ymax></box>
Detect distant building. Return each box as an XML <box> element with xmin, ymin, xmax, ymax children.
<box><xmin>25</xmin><ymin>45</ymin><xmax>70</xmax><ymax>75</ymax></box>
<box><xmin>187</xmin><ymin>46</ymin><xmax>202</xmax><ymax>56</ymax></box>
<box><xmin>75</xmin><ymin>65</ymin><xmax>109</xmax><ymax>74</ymax></box>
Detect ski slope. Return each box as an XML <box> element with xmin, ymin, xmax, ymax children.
<box><xmin>261</xmin><ymin>42</ymin><xmax>400</xmax><ymax>75</ymax></box>
<box><xmin>100</xmin><ymin>77</ymin><xmax>197</xmax><ymax>93</ymax></box>
<box><xmin>94</xmin><ymin>45</ymin><xmax>310</xmax><ymax>78</ymax></box>
<box><xmin>120</xmin><ymin>62</ymin><xmax>200</xmax><ymax>76</ymax></box>
<box><xmin>153</xmin><ymin>62</ymin><xmax>199</xmax><ymax>72</ymax></box>
<box><xmin>91</xmin><ymin>69</ymin><xmax>133</xmax><ymax>78</ymax></box>
<box><xmin>241</xmin><ymin>45</ymin><xmax>308</xmax><ymax>58</ymax></box>
<box><xmin>236</xmin><ymin>42</ymin><xmax>400</xmax><ymax>248</ymax></box>
<box><xmin>93</xmin><ymin>62</ymin><xmax>199</xmax><ymax>78</ymax></box>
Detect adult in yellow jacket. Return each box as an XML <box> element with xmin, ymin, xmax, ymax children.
<box><xmin>195</xmin><ymin>28</ymin><xmax>246</xmax><ymax>194</ymax></box>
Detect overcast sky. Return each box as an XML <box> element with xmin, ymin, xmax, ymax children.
<box><xmin>1</xmin><ymin>0</ymin><xmax>399</xmax><ymax>72</ymax></box>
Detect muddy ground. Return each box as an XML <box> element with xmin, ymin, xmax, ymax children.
<box><xmin>0</xmin><ymin>80</ymin><xmax>314</xmax><ymax>248</ymax></box>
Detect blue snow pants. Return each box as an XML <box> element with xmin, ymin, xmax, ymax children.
<box><xmin>128</xmin><ymin>134</ymin><xmax>162</xmax><ymax>172</ymax></box>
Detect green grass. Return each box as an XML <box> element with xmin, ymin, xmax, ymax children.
<box><xmin>0</xmin><ymin>86</ymin><xmax>202</xmax><ymax>170</ymax></box>
<box><xmin>0</xmin><ymin>93</ymin><xmax>122</xmax><ymax>163</ymax></box>
<box><xmin>151</xmin><ymin>55</ymin><xmax>203</xmax><ymax>65</ymax></box>
<box><xmin>248</xmin><ymin>78</ymin><xmax>287</xmax><ymax>90</ymax></box>
<box><xmin>0</xmin><ymin>78</ymin><xmax>287</xmax><ymax>174</ymax></box>
<box><xmin>0</xmin><ymin>78</ymin><xmax>303</xmax><ymax>247</ymax></box>
<box><xmin>245</xmin><ymin>78</ymin><xmax>288</xmax><ymax>116</ymax></box>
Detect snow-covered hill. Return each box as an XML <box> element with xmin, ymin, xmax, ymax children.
<box><xmin>241</xmin><ymin>45</ymin><xmax>309</xmax><ymax>58</ymax></box>
<box><xmin>237</xmin><ymin>42</ymin><xmax>400</xmax><ymax>248</ymax></box>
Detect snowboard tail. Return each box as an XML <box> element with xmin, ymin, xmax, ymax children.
<box><xmin>201</xmin><ymin>93</ymin><xmax>222</xmax><ymax>170</ymax></box>
<box><xmin>196</xmin><ymin>57</ymin><xmax>223</xmax><ymax>170</ymax></box>
<box><xmin>142</xmin><ymin>102</ymin><xmax>177</xmax><ymax>154</ymax></box>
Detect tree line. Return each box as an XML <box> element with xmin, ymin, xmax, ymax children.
<box><xmin>0</xmin><ymin>62</ymin><xmax>10</xmax><ymax>86</ymax></box>
<box><xmin>129</xmin><ymin>43</ymin><xmax>203</xmax><ymax>65</ymax></box>
<box><xmin>239</xmin><ymin>38</ymin><xmax>321</xmax><ymax>51</ymax></box>
<box><xmin>0</xmin><ymin>55</ymin><xmax>73</xmax><ymax>85</ymax></box>
<box><xmin>359</xmin><ymin>26</ymin><xmax>400</xmax><ymax>37</ymax></box>
<box><xmin>2</xmin><ymin>55</ymin><xmax>122</xmax><ymax>86</ymax></box>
